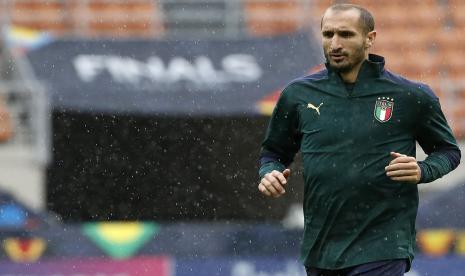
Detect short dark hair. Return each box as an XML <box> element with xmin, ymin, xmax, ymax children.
<box><xmin>321</xmin><ymin>4</ymin><xmax>375</xmax><ymax>34</ymax></box>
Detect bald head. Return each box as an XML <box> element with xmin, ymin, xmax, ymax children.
<box><xmin>321</xmin><ymin>4</ymin><xmax>374</xmax><ymax>34</ymax></box>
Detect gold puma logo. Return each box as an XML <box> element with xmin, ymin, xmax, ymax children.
<box><xmin>307</xmin><ymin>102</ymin><xmax>323</xmax><ymax>115</ymax></box>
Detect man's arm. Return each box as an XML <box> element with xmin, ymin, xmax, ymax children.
<box><xmin>415</xmin><ymin>87</ymin><xmax>461</xmax><ymax>183</ymax></box>
<box><xmin>258</xmin><ymin>87</ymin><xmax>301</xmax><ymax>197</ymax></box>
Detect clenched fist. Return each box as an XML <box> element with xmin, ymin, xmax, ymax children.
<box><xmin>258</xmin><ymin>169</ymin><xmax>291</xmax><ymax>198</ymax></box>
<box><xmin>385</xmin><ymin>152</ymin><xmax>421</xmax><ymax>184</ymax></box>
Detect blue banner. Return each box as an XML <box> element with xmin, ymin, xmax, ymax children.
<box><xmin>26</xmin><ymin>32</ymin><xmax>322</xmax><ymax>116</ymax></box>
<box><xmin>409</xmin><ymin>255</ymin><xmax>465</xmax><ymax>276</ymax></box>
<box><xmin>175</xmin><ymin>257</ymin><xmax>306</xmax><ymax>276</ymax></box>
<box><xmin>174</xmin><ymin>256</ymin><xmax>465</xmax><ymax>276</ymax></box>
<box><xmin>0</xmin><ymin>254</ymin><xmax>464</xmax><ymax>275</ymax></box>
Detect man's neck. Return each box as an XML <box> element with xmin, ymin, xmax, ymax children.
<box><xmin>340</xmin><ymin>60</ymin><xmax>364</xmax><ymax>83</ymax></box>
<box><xmin>339</xmin><ymin>53</ymin><xmax>370</xmax><ymax>83</ymax></box>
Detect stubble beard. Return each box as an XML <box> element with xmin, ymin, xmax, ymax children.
<box><xmin>325</xmin><ymin>44</ymin><xmax>366</xmax><ymax>74</ymax></box>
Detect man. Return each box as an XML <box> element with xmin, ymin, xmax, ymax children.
<box><xmin>258</xmin><ymin>4</ymin><xmax>461</xmax><ymax>276</ymax></box>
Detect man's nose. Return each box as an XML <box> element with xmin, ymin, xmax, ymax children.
<box><xmin>330</xmin><ymin>36</ymin><xmax>342</xmax><ymax>50</ymax></box>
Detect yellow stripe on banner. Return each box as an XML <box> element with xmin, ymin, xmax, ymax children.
<box><xmin>417</xmin><ymin>229</ymin><xmax>455</xmax><ymax>256</ymax></box>
<box><xmin>83</xmin><ymin>222</ymin><xmax>158</xmax><ymax>259</ymax></box>
<box><xmin>454</xmin><ymin>231</ymin><xmax>465</xmax><ymax>255</ymax></box>
<box><xmin>10</xmin><ymin>26</ymin><xmax>42</xmax><ymax>39</ymax></box>
<box><xmin>98</xmin><ymin>222</ymin><xmax>143</xmax><ymax>244</ymax></box>
<box><xmin>258</xmin><ymin>102</ymin><xmax>276</xmax><ymax>116</ymax></box>
<box><xmin>3</xmin><ymin>238</ymin><xmax>46</xmax><ymax>262</ymax></box>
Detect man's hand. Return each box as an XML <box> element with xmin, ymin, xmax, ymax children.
<box><xmin>258</xmin><ymin>169</ymin><xmax>291</xmax><ymax>198</ymax></box>
<box><xmin>385</xmin><ymin>152</ymin><xmax>421</xmax><ymax>184</ymax></box>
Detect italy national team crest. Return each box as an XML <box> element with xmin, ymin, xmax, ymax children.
<box><xmin>374</xmin><ymin>97</ymin><xmax>394</xmax><ymax>122</ymax></box>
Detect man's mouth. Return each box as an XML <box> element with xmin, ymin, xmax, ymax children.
<box><xmin>330</xmin><ymin>53</ymin><xmax>345</xmax><ymax>62</ymax></box>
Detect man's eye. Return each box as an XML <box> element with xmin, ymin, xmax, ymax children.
<box><xmin>340</xmin><ymin>32</ymin><xmax>353</xmax><ymax>38</ymax></box>
<box><xmin>323</xmin><ymin>32</ymin><xmax>333</xmax><ymax>38</ymax></box>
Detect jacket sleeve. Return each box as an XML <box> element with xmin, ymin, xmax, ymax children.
<box><xmin>415</xmin><ymin>87</ymin><xmax>461</xmax><ymax>183</ymax></box>
<box><xmin>258</xmin><ymin>87</ymin><xmax>301</xmax><ymax>179</ymax></box>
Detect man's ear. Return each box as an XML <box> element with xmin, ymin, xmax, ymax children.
<box><xmin>366</xmin><ymin>30</ymin><xmax>377</xmax><ymax>48</ymax></box>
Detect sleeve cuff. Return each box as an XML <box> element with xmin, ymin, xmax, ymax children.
<box><xmin>417</xmin><ymin>161</ymin><xmax>427</xmax><ymax>184</ymax></box>
<box><xmin>258</xmin><ymin>161</ymin><xmax>286</xmax><ymax>179</ymax></box>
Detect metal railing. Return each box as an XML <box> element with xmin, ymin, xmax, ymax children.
<box><xmin>0</xmin><ymin>44</ymin><xmax>50</xmax><ymax>166</ymax></box>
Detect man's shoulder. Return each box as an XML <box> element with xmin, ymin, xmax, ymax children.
<box><xmin>291</xmin><ymin>67</ymin><xmax>328</xmax><ymax>85</ymax></box>
<box><xmin>381</xmin><ymin>69</ymin><xmax>438</xmax><ymax>101</ymax></box>
<box><xmin>282</xmin><ymin>67</ymin><xmax>328</xmax><ymax>93</ymax></box>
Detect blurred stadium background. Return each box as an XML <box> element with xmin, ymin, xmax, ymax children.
<box><xmin>0</xmin><ymin>0</ymin><xmax>463</xmax><ymax>275</ymax></box>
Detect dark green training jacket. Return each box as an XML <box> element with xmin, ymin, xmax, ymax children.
<box><xmin>259</xmin><ymin>54</ymin><xmax>461</xmax><ymax>269</ymax></box>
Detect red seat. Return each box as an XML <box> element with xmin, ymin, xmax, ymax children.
<box><xmin>243</xmin><ymin>0</ymin><xmax>309</xmax><ymax>36</ymax></box>
<box><xmin>6</xmin><ymin>0</ymin><xmax>164</xmax><ymax>38</ymax></box>
<box><xmin>70</xmin><ymin>0</ymin><xmax>164</xmax><ymax>38</ymax></box>
<box><xmin>9</xmin><ymin>0</ymin><xmax>68</xmax><ymax>34</ymax></box>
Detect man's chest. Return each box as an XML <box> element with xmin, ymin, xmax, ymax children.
<box><xmin>295</xmin><ymin>92</ymin><xmax>416</xmax><ymax>149</ymax></box>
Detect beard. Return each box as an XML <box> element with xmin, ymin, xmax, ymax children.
<box><xmin>324</xmin><ymin>44</ymin><xmax>366</xmax><ymax>73</ymax></box>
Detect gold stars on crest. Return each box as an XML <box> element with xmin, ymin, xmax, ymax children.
<box><xmin>377</xmin><ymin>97</ymin><xmax>394</xmax><ymax>101</ymax></box>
